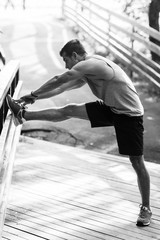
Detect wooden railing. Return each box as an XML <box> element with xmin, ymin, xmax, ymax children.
<box><xmin>62</xmin><ymin>0</ymin><xmax>160</xmax><ymax>88</ymax></box>
<box><xmin>0</xmin><ymin>60</ymin><xmax>22</xmax><ymax>238</ymax></box>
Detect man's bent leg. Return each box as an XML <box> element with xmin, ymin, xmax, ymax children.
<box><xmin>129</xmin><ymin>155</ymin><xmax>152</xmax><ymax>226</ymax></box>
<box><xmin>24</xmin><ymin>103</ymin><xmax>89</xmax><ymax>122</ymax></box>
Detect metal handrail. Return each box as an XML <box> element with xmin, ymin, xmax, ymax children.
<box><xmin>0</xmin><ymin>60</ymin><xmax>22</xmax><ymax>238</ymax></box>
<box><xmin>0</xmin><ymin>60</ymin><xmax>20</xmax><ymax>134</ymax></box>
<box><xmin>62</xmin><ymin>0</ymin><xmax>160</xmax><ymax>88</ymax></box>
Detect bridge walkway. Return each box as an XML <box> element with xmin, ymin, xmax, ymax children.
<box><xmin>2</xmin><ymin>136</ymin><xmax>160</xmax><ymax>240</ymax></box>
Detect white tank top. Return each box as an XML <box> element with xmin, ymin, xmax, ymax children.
<box><xmin>85</xmin><ymin>57</ymin><xmax>144</xmax><ymax>116</ymax></box>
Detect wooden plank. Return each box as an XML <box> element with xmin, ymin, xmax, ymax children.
<box><xmin>4</xmin><ymin>191</ymin><xmax>159</xmax><ymax>240</ymax></box>
<box><xmin>3</xmin><ymin>225</ymin><xmax>41</xmax><ymax>240</ymax></box>
<box><xmin>5</xmin><ymin>204</ymin><xmax>155</xmax><ymax>240</ymax></box>
<box><xmin>2</xmin><ymin>137</ymin><xmax>160</xmax><ymax>239</ymax></box>
<box><xmin>6</xmin><ymin>166</ymin><xmax>147</xmax><ymax>208</ymax></box>
<box><xmin>13</xmin><ymin>150</ymin><xmax>160</xmax><ymax>182</ymax></box>
<box><xmin>9</xmin><ymin>139</ymin><xmax>160</xmax><ymax>210</ymax></box>
<box><xmin>6</xmin><ymin>198</ymin><xmax>160</xmax><ymax>235</ymax></box>
<box><xmin>11</xmin><ymin>142</ymin><xmax>160</xmax><ymax>196</ymax></box>
<box><xmin>3</xmin><ymin>224</ymin><xmax>54</xmax><ymax>240</ymax></box>
<box><xmin>8</xmin><ymin>182</ymin><xmax>160</xmax><ymax>222</ymax></box>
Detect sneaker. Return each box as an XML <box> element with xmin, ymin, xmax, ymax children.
<box><xmin>136</xmin><ymin>205</ymin><xmax>152</xmax><ymax>226</ymax></box>
<box><xmin>6</xmin><ymin>94</ymin><xmax>26</xmax><ymax>126</ymax></box>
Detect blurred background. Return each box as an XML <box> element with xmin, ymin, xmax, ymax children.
<box><xmin>0</xmin><ymin>0</ymin><xmax>160</xmax><ymax>163</ymax></box>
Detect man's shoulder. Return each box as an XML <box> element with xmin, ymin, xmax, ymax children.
<box><xmin>75</xmin><ymin>54</ymin><xmax>111</xmax><ymax>74</ymax></box>
<box><xmin>86</xmin><ymin>54</ymin><xmax>107</xmax><ymax>61</ymax></box>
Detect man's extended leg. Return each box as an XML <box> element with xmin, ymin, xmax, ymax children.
<box><xmin>24</xmin><ymin>103</ymin><xmax>89</xmax><ymax>122</ymax></box>
<box><xmin>6</xmin><ymin>95</ymin><xmax>89</xmax><ymax>124</ymax></box>
<box><xmin>129</xmin><ymin>155</ymin><xmax>152</xmax><ymax>226</ymax></box>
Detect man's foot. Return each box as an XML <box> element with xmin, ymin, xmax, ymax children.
<box><xmin>6</xmin><ymin>94</ymin><xmax>26</xmax><ymax>126</ymax></box>
<box><xmin>136</xmin><ymin>205</ymin><xmax>152</xmax><ymax>226</ymax></box>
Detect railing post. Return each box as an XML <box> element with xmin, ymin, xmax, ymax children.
<box><xmin>75</xmin><ymin>0</ymin><xmax>79</xmax><ymax>29</ymax></box>
<box><xmin>130</xmin><ymin>25</ymin><xmax>135</xmax><ymax>78</ymax></box>
<box><xmin>0</xmin><ymin>106</ymin><xmax>3</xmax><ymax>134</ymax></box>
<box><xmin>88</xmin><ymin>0</ymin><xmax>92</xmax><ymax>34</ymax></box>
<box><xmin>106</xmin><ymin>12</ymin><xmax>111</xmax><ymax>48</ymax></box>
<box><xmin>61</xmin><ymin>0</ymin><xmax>65</xmax><ymax>20</ymax></box>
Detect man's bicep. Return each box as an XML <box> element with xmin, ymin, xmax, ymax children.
<box><xmin>60</xmin><ymin>68</ymin><xmax>84</xmax><ymax>83</ymax></box>
<box><xmin>61</xmin><ymin>78</ymin><xmax>86</xmax><ymax>92</ymax></box>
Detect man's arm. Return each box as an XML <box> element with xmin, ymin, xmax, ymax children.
<box><xmin>33</xmin><ymin>68</ymin><xmax>84</xmax><ymax>99</ymax></box>
<box><xmin>19</xmin><ymin>65</ymin><xmax>86</xmax><ymax>104</ymax></box>
<box><xmin>36</xmin><ymin>78</ymin><xmax>85</xmax><ymax>99</ymax></box>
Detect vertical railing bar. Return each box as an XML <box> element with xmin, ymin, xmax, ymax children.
<box><xmin>0</xmin><ymin>62</ymin><xmax>20</xmax><ymax>136</ymax></box>
<box><xmin>130</xmin><ymin>25</ymin><xmax>135</xmax><ymax>78</ymax></box>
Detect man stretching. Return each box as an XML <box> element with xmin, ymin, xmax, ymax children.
<box><xmin>7</xmin><ymin>39</ymin><xmax>152</xmax><ymax>226</ymax></box>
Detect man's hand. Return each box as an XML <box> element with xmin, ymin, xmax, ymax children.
<box><xmin>17</xmin><ymin>92</ymin><xmax>38</xmax><ymax>105</ymax></box>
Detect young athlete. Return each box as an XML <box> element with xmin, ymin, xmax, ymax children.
<box><xmin>6</xmin><ymin>39</ymin><xmax>152</xmax><ymax>226</ymax></box>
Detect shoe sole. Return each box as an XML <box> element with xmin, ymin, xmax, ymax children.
<box><xmin>6</xmin><ymin>95</ymin><xmax>22</xmax><ymax>127</ymax></box>
<box><xmin>136</xmin><ymin>220</ymin><xmax>151</xmax><ymax>227</ymax></box>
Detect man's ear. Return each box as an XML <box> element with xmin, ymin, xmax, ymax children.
<box><xmin>72</xmin><ymin>52</ymin><xmax>78</xmax><ymax>59</ymax></box>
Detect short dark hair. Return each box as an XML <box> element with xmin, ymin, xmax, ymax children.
<box><xmin>60</xmin><ymin>39</ymin><xmax>86</xmax><ymax>57</ymax></box>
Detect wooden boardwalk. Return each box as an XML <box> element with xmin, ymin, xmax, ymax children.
<box><xmin>2</xmin><ymin>136</ymin><xmax>160</xmax><ymax>240</ymax></box>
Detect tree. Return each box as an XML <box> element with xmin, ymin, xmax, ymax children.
<box><xmin>148</xmin><ymin>0</ymin><xmax>160</xmax><ymax>63</ymax></box>
<box><xmin>117</xmin><ymin>0</ymin><xmax>149</xmax><ymax>20</ymax></box>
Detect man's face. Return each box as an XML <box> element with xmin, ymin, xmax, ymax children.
<box><xmin>62</xmin><ymin>52</ymin><xmax>77</xmax><ymax>69</ymax></box>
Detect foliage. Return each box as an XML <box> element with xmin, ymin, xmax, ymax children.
<box><xmin>116</xmin><ymin>0</ymin><xmax>150</xmax><ymax>23</ymax></box>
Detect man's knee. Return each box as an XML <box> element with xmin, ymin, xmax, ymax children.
<box><xmin>63</xmin><ymin>104</ymin><xmax>79</xmax><ymax>116</ymax></box>
<box><xmin>64</xmin><ymin>103</ymin><xmax>88</xmax><ymax>119</ymax></box>
<box><xmin>129</xmin><ymin>155</ymin><xmax>144</xmax><ymax>171</ymax></box>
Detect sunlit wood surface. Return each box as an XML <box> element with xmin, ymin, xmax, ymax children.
<box><xmin>2</xmin><ymin>136</ymin><xmax>160</xmax><ymax>240</ymax></box>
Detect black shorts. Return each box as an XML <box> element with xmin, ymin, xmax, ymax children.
<box><xmin>85</xmin><ymin>101</ymin><xmax>144</xmax><ymax>156</ymax></box>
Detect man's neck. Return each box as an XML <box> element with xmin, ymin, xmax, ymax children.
<box><xmin>79</xmin><ymin>54</ymin><xmax>87</xmax><ymax>62</ymax></box>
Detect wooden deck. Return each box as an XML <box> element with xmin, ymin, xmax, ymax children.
<box><xmin>2</xmin><ymin>136</ymin><xmax>160</xmax><ymax>240</ymax></box>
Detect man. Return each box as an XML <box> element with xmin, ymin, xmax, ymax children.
<box><xmin>6</xmin><ymin>39</ymin><xmax>152</xmax><ymax>226</ymax></box>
